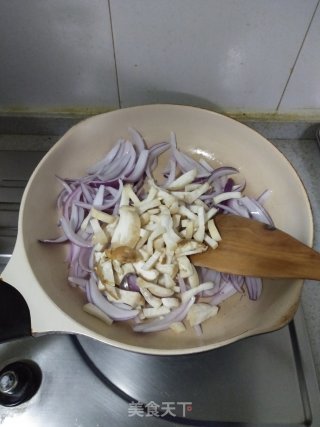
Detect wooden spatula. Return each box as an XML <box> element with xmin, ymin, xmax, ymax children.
<box><xmin>190</xmin><ymin>214</ymin><xmax>320</xmax><ymax>280</ymax></box>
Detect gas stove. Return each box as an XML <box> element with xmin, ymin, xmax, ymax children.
<box><xmin>0</xmin><ymin>135</ymin><xmax>319</xmax><ymax>426</ymax></box>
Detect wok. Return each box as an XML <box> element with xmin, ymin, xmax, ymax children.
<box><xmin>0</xmin><ymin>105</ymin><xmax>313</xmax><ymax>355</ymax></box>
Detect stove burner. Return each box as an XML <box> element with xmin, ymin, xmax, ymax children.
<box><xmin>0</xmin><ymin>361</ymin><xmax>42</xmax><ymax>406</ymax></box>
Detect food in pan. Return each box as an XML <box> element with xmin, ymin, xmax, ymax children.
<box><xmin>44</xmin><ymin>129</ymin><xmax>273</xmax><ymax>334</ymax></box>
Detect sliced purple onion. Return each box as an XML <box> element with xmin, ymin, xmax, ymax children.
<box><xmin>210</xmin><ymin>282</ymin><xmax>238</xmax><ymax>306</ymax></box>
<box><xmin>59</xmin><ymin>217</ymin><xmax>92</xmax><ymax>248</ymax></box>
<box><xmin>133</xmin><ymin>297</ymin><xmax>195</xmax><ymax>332</ymax></box>
<box><xmin>87</xmin><ymin>139</ymin><xmax>124</xmax><ymax>175</ymax></box>
<box><xmin>245</xmin><ymin>276</ymin><xmax>262</xmax><ymax>300</ymax></box>
<box><xmin>239</xmin><ymin>196</ymin><xmax>274</xmax><ymax>226</ymax></box>
<box><xmin>87</xmin><ymin>277</ymin><xmax>139</xmax><ymax>320</ymax></box>
<box><xmin>129</xmin><ymin>127</ymin><xmax>146</xmax><ymax>153</ymax></box>
<box><xmin>208</xmin><ymin>166</ymin><xmax>238</xmax><ymax>184</ymax></box>
<box><xmin>125</xmin><ymin>149</ymin><xmax>149</xmax><ymax>182</ymax></box>
<box><xmin>119</xmin><ymin>274</ymin><xmax>140</xmax><ymax>292</ymax></box>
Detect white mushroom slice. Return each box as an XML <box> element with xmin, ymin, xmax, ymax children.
<box><xmin>144</xmin><ymin>185</ymin><xmax>158</xmax><ymax>203</ymax></box>
<box><xmin>100</xmin><ymin>259</ymin><xmax>115</xmax><ymax>284</ymax></box>
<box><xmin>147</xmin><ymin>284</ymin><xmax>174</xmax><ymax>297</ymax></box>
<box><xmin>91</xmin><ymin>208</ymin><xmax>116</xmax><ymax>224</ymax></box>
<box><xmin>179</xmin><ymin>205</ymin><xmax>197</xmax><ymax>222</ymax></box>
<box><xmin>177</xmin><ymin>256</ymin><xmax>193</xmax><ymax>278</ymax></box>
<box><xmin>147</xmin><ymin>208</ymin><xmax>160</xmax><ymax>215</ymax></box>
<box><xmin>166</xmin><ymin>250</ymin><xmax>174</xmax><ymax>265</ymax></box>
<box><xmin>171</xmin><ymin>191</ymin><xmax>186</xmax><ymax>201</ymax></box>
<box><xmin>124</xmin><ymin>184</ymin><xmax>141</xmax><ymax>206</ymax></box>
<box><xmin>170</xmin><ymin>322</ymin><xmax>186</xmax><ymax>333</ymax></box>
<box><xmin>94</xmin><ymin>251</ymin><xmax>104</xmax><ymax>263</ymax></box>
<box><xmin>111</xmin><ymin>206</ymin><xmax>141</xmax><ymax>249</ymax></box>
<box><xmin>119</xmin><ymin>187</ymin><xmax>129</xmax><ymax>206</ymax></box>
<box><xmin>94</xmin><ymin>242</ymin><xmax>105</xmax><ymax>252</ymax></box>
<box><xmin>193</xmin><ymin>206</ymin><xmax>205</xmax><ymax>242</ymax></box>
<box><xmin>105</xmin><ymin>217</ymin><xmax>119</xmax><ymax>235</ymax></box>
<box><xmin>169</xmin><ymin>201</ymin><xmax>179</xmax><ymax>215</ymax></box>
<box><xmin>163</xmin><ymin>229</ymin><xmax>182</xmax><ymax>251</ymax></box>
<box><xmin>106</xmin><ymin>246</ymin><xmax>141</xmax><ymax>263</ymax></box>
<box><xmin>181</xmin><ymin>281</ymin><xmax>214</xmax><ymax>303</ymax></box>
<box><xmin>167</xmin><ymin>169</ymin><xmax>197</xmax><ymax>190</ymax></box>
<box><xmin>194</xmin><ymin>199</ymin><xmax>209</xmax><ymax>211</ymax></box>
<box><xmin>185</xmin><ymin>183</ymin><xmax>202</xmax><ymax>192</ymax></box>
<box><xmin>185</xmin><ymin>182</ymin><xmax>210</xmax><ymax>204</ymax></box>
<box><xmin>181</xmin><ymin>219</ymin><xmax>189</xmax><ymax>228</ymax></box>
<box><xmin>134</xmin><ymin>261</ymin><xmax>159</xmax><ymax>281</ymax></box>
<box><xmin>188</xmin><ymin>264</ymin><xmax>200</xmax><ymax>288</ymax></box>
<box><xmin>137</xmin><ymin>277</ymin><xmax>174</xmax><ymax>297</ymax></box>
<box><xmin>140</xmin><ymin>288</ymin><xmax>162</xmax><ymax>308</ymax></box>
<box><xmin>140</xmin><ymin>212</ymin><xmax>150</xmax><ymax>226</ymax></box>
<box><xmin>83</xmin><ymin>303</ymin><xmax>113</xmax><ymax>326</ymax></box>
<box><xmin>104</xmin><ymin>286</ymin><xmax>144</xmax><ymax>308</ymax></box>
<box><xmin>122</xmin><ymin>262</ymin><xmax>135</xmax><ymax>275</ymax></box>
<box><xmin>139</xmin><ymin>311</ymin><xmax>146</xmax><ymax>320</ymax></box>
<box><xmin>158</xmin><ymin>251</ymin><xmax>166</xmax><ymax>263</ymax></box>
<box><xmin>144</xmin><ymin>221</ymin><xmax>160</xmax><ymax>231</ymax></box>
<box><xmin>90</xmin><ymin>218</ymin><xmax>109</xmax><ymax>246</ymax></box>
<box><xmin>189</xmin><ymin>205</ymin><xmax>201</xmax><ymax>214</ymax></box>
<box><xmin>98</xmin><ymin>280</ymin><xmax>105</xmax><ymax>291</ymax></box>
<box><xmin>172</xmin><ymin>214</ymin><xmax>181</xmax><ymax>229</ymax></box>
<box><xmin>136</xmin><ymin>228</ymin><xmax>151</xmax><ymax>249</ymax></box>
<box><xmin>213</xmin><ymin>191</ymin><xmax>241</xmax><ymax>205</ymax></box>
<box><xmin>164</xmin><ymin>274</ymin><xmax>177</xmax><ymax>289</ymax></box>
<box><xmin>147</xmin><ymin>226</ymin><xmax>165</xmax><ymax>254</ymax></box>
<box><xmin>207</xmin><ymin>219</ymin><xmax>222</xmax><ymax>241</ymax></box>
<box><xmin>185</xmin><ymin>221</ymin><xmax>194</xmax><ymax>240</ymax></box>
<box><xmin>187</xmin><ymin>303</ymin><xmax>219</xmax><ymax>326</ymax></box>
<box><xmin>204</xmin><ymin>234</ymin><xmax>218</xmax><ymax>250</ymax></box>
<box><xmin>159</xmin><ymin>212</ymin><xmax>173</xmax><ymax>229</ymax></box>
<box><xmin>154</xmin><ymin>236</ymin><xmax>165</xmax><ymax>251</ymax></box>
<box><xmin>175</xmin><ymin>240</ymin><xmax>207</xmax><ymax>257</ymax></box>
<box><xmin>158</xmin><ymin>275</ymin><xmax>166</xmax><ymax>287</ymax></box>
<box><xmin>156</xmin><ymin>263</ymin><xmax>178</xmax><ymax>277</ymax></box>
<box><xmin>149</xmin><ymin>214</ymin><xmax>161</xmax><ymax>223</ymax></box>
<box><xmin>104</xmin><ymin>284</ymin><xmax>120</xmax><ymax>299</ymax></box>
<box><xmin>138</xmin><ymin>199</ymin><xmax>161</xmax><ymax>214</ymax></box>
<box><xmin>112</xmin><ymin>260</ymin><xmax>123</xmax><ymax>284</ymax></box>
<box><xmin>158</xmin><ymin>189</ymin><xmax>176</xmax><ymax>207</ymax></box>
<box><xmin>142</xmin><ymin>251</ymin><xmax>162</xmax><ymax>270</ymax></box>
<box><xmin>180</xmin><ymin>229</ymin><xmax>187</xmax><ymax>238</ymax></box>
<box><xmin>138</xmin><ymin>247</ymin><xmax>149</xmax><ymax>261</ymax></box>
<box><xmin>162</xmin><ymin>297</ymin><xmax>180</xmax><ymax>308</ymax></box>
<box><xmin>80</xmin><ymin>210</ymin><xmax>93</xmax><ymax>231</ymax></box>
<box><xmin>205</xmin><ymin>207</ymin><xmax>219</xmax><ymax>222</ymax></box>
<box><xmin>143</xmin><ymin>306</ymin><xmax>170</xmax><ymax>318</ymax></box>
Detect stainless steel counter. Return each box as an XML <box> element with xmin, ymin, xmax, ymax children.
<box><xmin>0</xmin><ymin>120</ymin><xmax>319</xmax><ymax>426</ymax></box>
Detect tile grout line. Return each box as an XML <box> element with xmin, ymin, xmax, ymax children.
<box><xmin>107</xmin><ymin>0</ymin><xmax>121</xmax><ymax>108</ymax></box>
<box><xmin>276</xmin><ymin>0</ymin><xmax>320</xmax><ymax>111</ymax></box>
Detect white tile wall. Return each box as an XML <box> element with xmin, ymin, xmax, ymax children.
<box><xmin>0</xmin><ymin>0</ymin><xmax>119</xmax><ymax>111</ymax></box>
<box><xmin>0</xmin><ymin>1</ymin><xmax>320</xmax><ymax>114</ymax></box>
<box><xmin>278</xmin><ymin>4</ymin><xmax>320</xmax><ymax>113</ymax></box>
<box><xmin>110</xmin><ymin>0</ymin><xmax>318</xmax><ymax>112</ymax></box>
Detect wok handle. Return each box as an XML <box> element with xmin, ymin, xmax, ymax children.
<box><xmin>0</xmin><ymin>279</ymin><xmax>32</xmax><ymax>343</ymax></box>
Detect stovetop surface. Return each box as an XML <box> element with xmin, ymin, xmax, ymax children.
<box><xmin>0</xmin><ymin>136</ymin><xmax>319</xmax><ymax>426</ymax></box>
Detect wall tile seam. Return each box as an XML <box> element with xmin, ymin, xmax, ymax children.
<box><xmin>276</xmin><ymin>0</ymin><xmax>320</xmax><ymax>112</ymax></box>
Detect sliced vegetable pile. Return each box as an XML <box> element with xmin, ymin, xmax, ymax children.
<box><xmin>44</xmin><ymin>129</ymin><xmax>273</xmax><ymax>334</ymax></box>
